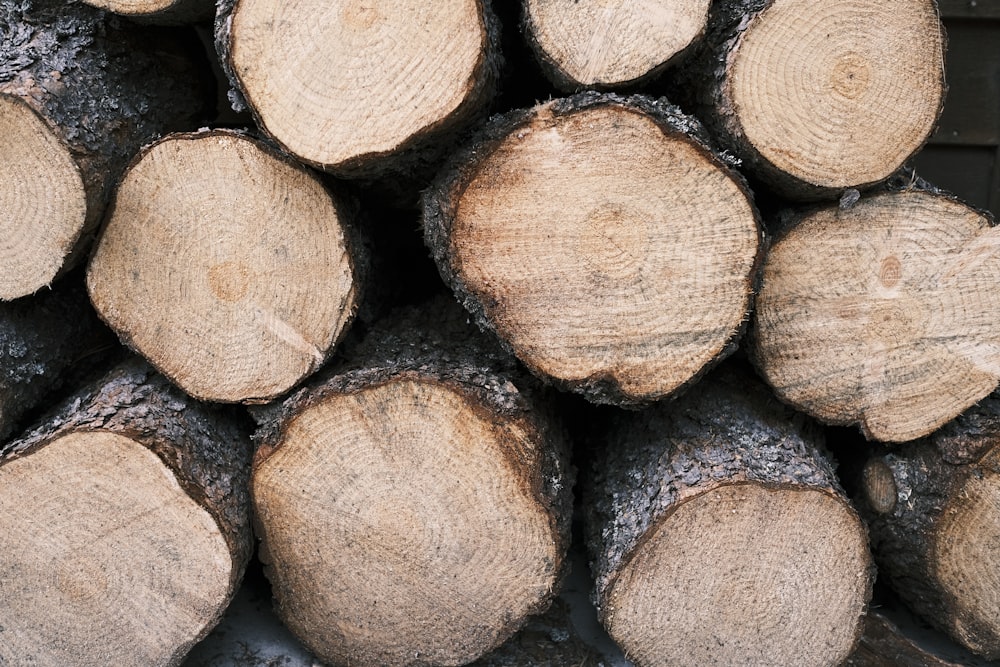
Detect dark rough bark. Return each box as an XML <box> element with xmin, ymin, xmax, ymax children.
<box><xmin>422</xmin><ymin>91</ymin><xmax>757</xmax><ymax>407</ymax></box>
<box><xmin>583</xmin><ymin>360</ymin><xmax>860</xmax><ymax>604</ymax></box>
<box><xmin>250</xmin><ymin>295</ymin><xmax>575</xmax><ymax>667</ymax></box>
<box><xmin>1</xmin><ymin>355</ymin><xmax>254</xmax><ymax>576</ymax></box>
<box><xmin>468</xmin><ymin>598</ymin><xmax>597</xmax><ymax>667</ymax></box>
<box><xmin>676</xmin><ymin>0</ymin><xmax>945</xmax><ymax>200</ymax></box>
<box><xmin>214</xmin><ymin>0</ymin><xmax>502</xmax><ymax>183</ymax></box>
<box><xmin>859</xmin><ymin>406</ymin><xmax>1000</xmax><ymax>659</ymax></box>
<box><xmin>0</xmin><ymin>276</ymin><xmax>113</xmax><ymax>443</ymax></box>
<box><xmin>0</xmin><ymin>0</ymin><xmax>210</xmax><ymax>285</ymax></box>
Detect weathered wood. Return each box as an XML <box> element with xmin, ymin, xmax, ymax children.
<box><xmin>680</xmin><ymin>0</ymin><xmax>945</xmax><ymax>199</ymax></box>
<box><xmin>0</xmin><ymin>0</ymin><xmax>209</xmax><ymax>299</ymax></box>
<box><xmin>583</xmin><ymin>362</ymin><xmax>872</xmax><ymax>667</ymax></box>
<box><xmin>0</xmin><ymin>276</ymin><xmax>112</xmax><ymax>443</ymax></box>
<box><xmin>87</xmin><ymin>129</ymin><xmax>363</xmax><ymax>404</ymax></box>
<box><xmin>860</xmin><ymin>400</ymin><xmax>1000</xmax><ymax>659</ymax></box>
<box><xmin>214</xmin><ymin>0</ymin><xmax>501</xmax><ymax>179</ymax></box>
<box><xmin>80</xmin><ymin>0</ymin><xmax>212</xmax><ymax>23</ymax></box>
<box><xmin>250</xmin><ymin>298</ymin><xmax>574</xmax><ymax>667</ymax></box>
<box><xmin>521</xmin><ymin>0</ymin><xmax>710</xmax><ymax>90</ymax></box>
<box><xmin>423</xmin><ymin>91</ymin><xmax>762</xmax><ymax>406</ymax></box>
<box><xmin>0</xmin><ymin>357</ymin><xmax>253</xmax><ymax>667</ymax></box>
<box><xmin>752</xmin><ymin>185</ymin><xmax>1000</xmax><ymax>442</ymax></box>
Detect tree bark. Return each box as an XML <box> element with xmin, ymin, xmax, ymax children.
<box><xmin>0</xmin><ymin>275</ymin><xmax>113</xmax><ymax>443</ymax></box>
<box><xmin>842</xmin><ymin>610</ymin><xmax>963</xmax><ymax>667</ymax></box>
<box><xmin>214</xmin><ymin>0</ymin><xmax>501</xmax><ymax>180</ymax></box>
<box><xmin>0</xmin><ymin>0</ymin><xmax>210</xmax><ymax>300</ymax></box>
<box><xmin>87</xmin><ymin>129</ymin><xmax>364</xmax><ymax>404</ymax></box>
<box><xmin>521</xmin><ymin>0</ymin><xmax>710</xmax><ymax>91</ymax></box>
<box><xmin>249</xmin><ymin>297</ymin><xmax>574</xmax><ymax>667</ymax></box>
<box><xmin>423</xmin><ymin>91</ymin><xmax>762</xmax><ymax>407</ymax></box>
<box><xmin>751</xmin><ymin>186</ymin><xmax>1000</xmax><ymax>442</ymax></box>
<box><xmin>859</xmin><ymin>399</ymin><xmax>1000</xmax><ymax>659</ymax></box>
<box><xmin>0</xmin><ymin>357</ymin><xmax>253</xmax><ymax>667</ymax></box>
<box><xmin>679</xmin><ymin>0</ymin><xmax>945</xmax><ymax>199</ymax></box>
<box><xmin>583</xmin><ymin>361</ymin><xmax>873</xmax><ymax>667</ymax></box>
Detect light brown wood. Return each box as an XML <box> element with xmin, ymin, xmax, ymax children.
<box><xmin>523</xmin><ymin>0</ymin><xmax>710</xmax><ymax>89</ymax></box>
<box><xmin>0</xmin><ymin>96</ymin><xmax>87</xmax><ymax>300</ymax></box>
<box><xmin>687</xmin><ymin>0</ymin><xmax>945</xmax><ymax>198</ymax></box>
<box><xmin>80</xmin><ymin>0</ymin><xmax>211</xmax><ymax>23</ymax></box>
<box><xmin>752</xmin><ymin>189</ymin><xmax>1000</xmax><ymax>442</ymax></box>
<box><xmin>218</xmin><ymin>0</ymin><xmax>500</xmax><ymax>176</ymax></box>
<box><xmin>424</xmin><ymin>93</ymin><xmax>761</xmax><ymax>406</ymax></box>
<box><xmin>87</xmin><ymin>130</ymin><xmax>360</xmax><ymax>403</ymax></box>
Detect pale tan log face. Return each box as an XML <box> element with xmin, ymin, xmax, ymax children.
<box><xmin>0</xmin><ymin>95</ymin><xmax>86</xmax><ymax>300</ymax></box>
<box><xmin>0</xmin><ymin>431</ymin><xmax>232</xmax><ymax>667</ymax></box>
<box><xmin>81</xmin><ymin>0</ymin><xmax>176</xmax><ymax>13</ymax></box>
<box><xmin>526</xmin><ymin>0</ymin><xmax>710</xmax><ymax>86</ymax></box>
<box><xmin>753</xmin><ymin>191</ymin><xmax>1000</xmax><ymax>442</ymax></box>
<box><xmin>606</xmin><ymin>484</ymin><xmax>870</xmax><ymax>667</ymax></box>
<box><xmin>253</xmin><ymin>380</ymin><xmax>560</xmax><ymax>667</ymax></box>
<box><xmin>229</xmin><ymin>0</ymin><xmax>484</xmax><ymax>169</ymax></box>
<box><xmin>452</xmin><ymin>104</ymin><xmax>759</xmax><ymax>402</ymax></box>
<box><xmin>730</xmin><ymin>0</ymin><xmax>943</xmax><ymax>188</ymax></box>
<box><xmin>935</xmin><ymin>446</ymin><xmax>1000</xmax><ymax>656</ymax></box>
<box><xmin>87</xmin><ymin>132</ymin><xmax>356</xmax><ymax>403</ymax></box>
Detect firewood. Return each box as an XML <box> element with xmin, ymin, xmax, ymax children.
<box><xmin>751</xmin><ymin>187</ymin><xmax>1000</xmax><ymax>442</ymax></box>
<box><xmin>682</xmin><ymin>0</ymin><xmax>945</xmax><ymax>198</ymax></box>
<box><xmin>250</xmin><ymin>298</ymin><xmax>574</xmax><ymax>667</ymax></box>
<box><xmin>87</xmin><ymin>129</ymin><xmax>363</xmax><ymax>404</ymax></box>
<box><xmin>842</xmin><ymin>610</ymin><xmax>963</xmax><ymax>667</ymax></box>
<box><xmin>79</xmin><ymin>0</ymin><xmax>212</xmax><ymax>23</ymax></box>
<box><xmin>0</xmin><ymin>1</ymin><xmax>209</xmax><ymax>300</ymax></box>
<box><xmin>214</xmin><ymin>0</ymin><xmax>501</xmax><ymax>178</ymax></box>
<box><xmin>583</xmin><ymin>363</ymin><xmax>873</xmax><ymax>667</ymax></box>
<box><xmin>0</xmin><ymin>277</ymin><xmax>112</xmax><ymax>443</ymax></box>
<box><xmin>423</xmin><ymin>92</ymin><xmax>762</xmax><ymax>406</ymax></box>
<box><xmin>522</xmin><ymin>0</ymin><xmax>710</xmax><ymax>90</ymax></box>
<box><xmin>0</xmin><ymin>358</ymin><xmax>253</xmax><ymax>667</ymax></box>
<box><xmin>859</xmin><ymin>398</ymin><xmax>1000</xmax><ymax>659</ymax></box>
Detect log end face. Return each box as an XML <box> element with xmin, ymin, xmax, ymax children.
<box><xmin>252</xmin><ymin>379</ymin><xmax>567</xmax><ymax>666</ymax></box>
<box><xmin>933</xmin><ymin>446</ymin><xmax>1000</xmax><ymax>658</ymax></box>
<box><xmin>86</xmin><ymin>131</ymin><xmax>359</xmax><ymax>403</ymax></box>
<box><xmin>727</xmin><ymin>0</ymin><xmax>944</xmax><ymax>191</ymax></box>
<box><xmin>862</xmin><ymin>459</ymin><xmax>897</xmax><ymax>515</ymax></box>
<box><xmin>0</xmin><ymin>95</ymin><xmax>87</xmax><ymax>300</ymax></box>
<box><xmin>603</xmin><ymin>484</ymin><xmax>871</xmax><ymax>667</ymax></box>
<box><xmin>753</xmin><ymin>190</ymin><xmax>1000</xmax><ymax>442</ymax></box>
<box><xmin>445</xmin><ymin>99</ymin><xmax>760</xmax><ymax>405</ymax></box>
<box><xmin>0</xmin><ymin>430</ymin><xmax>236</xmax><ymax>666</ymax></box>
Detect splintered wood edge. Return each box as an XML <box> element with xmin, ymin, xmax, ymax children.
<box><xmin>933</xmin><ymin>445</ymin><xmax>1000</xmax><ymax>658</ymax></box>
<box><xmin>525</xmin><ymin>0</ymin><xmax>710</xmax><ymax>88</ymax></box>
<box><xmin>442</xmin><ymin>98</ymin><xmax>760</xmax><ymax>404</ymax></box>
<box><xmin>0</xmin><ymin>94</ymin><xmax>87</xmax><ymax>300</ymax></box>
<box><xmin>605</xmin><ymin>484</ymin><xmax>871</xmax><ymax>667</ymax></box>
<box><xmin>252</xmin><ymin>379</ymin><xmax>564</xmax><ymax>667</ymax></box>
<box><xmin>728</xmin><ymin>0</ymin><xmax>944</xmax><ymax>189</ymax></box>
<box><xmin>752</xmin><ymin>190</ymin><xmax>1000</xmax><ymax>442</ymax></box>
<box><xmin>228</xmin><ymin>0</ymin><xmax>490</xmax><ymax>171</ymax></box>
<box><xmin>0</xmin><ymin>431</ymin><xmax>235</xmax><ymax>667</ymax></box>
<box><xmin>87</xmin><ymin>130</ymin><xmax>358</xmax><ymax>403</ymax></box>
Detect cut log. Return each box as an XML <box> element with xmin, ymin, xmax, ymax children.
<box><xmin>842</xmin><ymin>610</ymin><xmax>963</xmax><ymax>667</ymax></box>
<box><xmin>0</xmin><ymin>358</ymin><xmax>253</xmax><ymax>667</ymax></box>
<box><xmin>0</xmin><ymin>276</ymin><xmax>113</xmax><ymax>443</ymax></box>
<box><xmin>522</xmin><ymin>0</ymin><xmax>710</xmax><ymax>90</ymax></box>
<box><xmin>250</xmin><ymin>298</ymin><xmax>574</xmax><ymax>667</ymax></box>
<box><xmin>214</xmin><ymin>0</ymin><xmax>501</xmax><ymax>178</ymax></box>
<box><xmin>682</xmin><ymin>0</ymin><xmax>945</xmax><ymax>198</ymax></box>
<box><xmin>583</xmin><ymin>362</ymin><xmax>873</xmax><ymax>667</ymax></box>
<box><xmin>0</xmin><ymin>1</ymin><xmax>209</xmax><ymax>300</ymax></box>
<box><xmin>423</xmin><ymin>92</ymin><xmax>762</xmax><ymax>406</ymax></box>
<box><xmin>859</xmin><ymin>400</ymin><xmax>1000</xmax><ymax>659</ymax></box>
<box><xmin>751</xmin><ymin>187</ymin><xmax>1000</xmax><ymax>442</ymax></box>
<box><xmin>87</xmin><ymin>129</ymin><xmax>362</xmax><ymax>404</ymax></box>
<box><xmin>79</xmin><ymin>0</ymin><xmax>212</xmax><ymax>23</ymax></box>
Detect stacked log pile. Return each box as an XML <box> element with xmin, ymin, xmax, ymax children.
<box><xmin>2</xmin><ymin>0</ymin><xmax>997</xmax><ymax>666</ymax></box>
